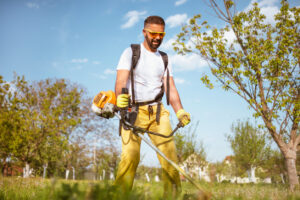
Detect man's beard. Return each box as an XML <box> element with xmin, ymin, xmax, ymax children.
<box><xmin>145</xmin><ymin>35</ymin><xmax>162</xmax><ymax>51</ymax></box>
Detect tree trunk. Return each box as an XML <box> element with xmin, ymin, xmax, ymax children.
<box><xmin>2</xmin><ymin>161</ymin><xmax>7</xmax><ymax>176</ymax></box>
<box><xmin>110</xmin><ymin>172</ymin><xmax>115</xmax><ymax>180</ymax></box>
<box><xmin>282</xmin><ymin>147</ymin><xmax>299</xmax><ymax>191</ymax></box>
<box><xmin>43</xmin><ymin>164</ymin><xmax>48</xmax><ymax>179</ymax></box>
<box><xmin>216</xmin><ymin>174</ymin><xmax>220</xmax><ymax>183</ymax></box>
<box><xmin>145</xmin><ymin>173</ymin><xmax>150</xmax><ymax>182</ymax></box>
<box><xmin>72</xmin><ymin>167</ymin><xmax>75</xmax><ymax>180</ymax></box>
<box><xmin>103</xmin><ymin>169</ymin><xmax>106</xmax><ymax>180</ymax></box>
<box><xmin>280</xmin><ymin>173</ymin><xmax>285</xmax><ymax>184</ymax></box>
<box><xmin>23</xmin><ymin>162</ymin><xmax>30</xmax><ymax>178</ymax></box>
<box><xmin>285</xmin><ymin>157</ymin><xmax>299</xmax><ymax>191</ymax></box>
<box><xmin>248</xmin><ymin>166</ymin><xmax>256</xmax><ymax>183</ymax></box>
<box><xmin>65</xmin><ymin>169</ymin><xmax>70</xmax><ymax>180</ymax></box>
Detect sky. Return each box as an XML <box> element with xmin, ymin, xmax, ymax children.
<box><xmin>0</xmin><ymin>0</ymin><xmax>299</xmax><ymax>167</ymax></box>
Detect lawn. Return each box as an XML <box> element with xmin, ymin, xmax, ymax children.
<box><xmin>0</xmin><ymin>177</ymin><xmax>299</xmax><ymax>200</ymax></box>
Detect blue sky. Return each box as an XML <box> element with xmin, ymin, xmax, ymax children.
<box><xmin>1</xmin><ymin>0</ymin><xmax>298</xmax><ymax>167</ymax></box>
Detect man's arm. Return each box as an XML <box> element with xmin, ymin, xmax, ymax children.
<box><xmin>115</xmin><ymin>69</ymin><xmax>130</xmax><ymax>96</ymax></box>
<box><xmin>164</xmin><ymin>76</ymin><xmax>183</xmax><ymax>113</ymax></box>
<box><xmin>164</xmin><ymin>76</ymin><xmax>191</xmax><ymax>126</ymax></box>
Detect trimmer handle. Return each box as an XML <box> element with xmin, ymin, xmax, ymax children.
<box><xmin>119</xmin><ymin>88</ymin><xmax>130</xmax><ymax>116</ymax></box>
<box><xmin>121</xmin><ymin>87</ymin><xmax>131</xmax><ymax>109</ymax></box>
<box><xmin>121</xmin><ymin>88</ymin><xmax>128</xmax><ymax>95</ymax></box>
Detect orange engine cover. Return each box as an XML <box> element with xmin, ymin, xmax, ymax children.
<box><xmin>93</xmin><ymin>90</ymin><xmax>116</xmax><ymax>109</ymax></box>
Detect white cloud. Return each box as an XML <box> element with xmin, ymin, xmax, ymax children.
<box><xmin>92</xmin><ymin>61</ymin><xmax>101</xmax><ymax>65</ymax></box>
<box><xmin>245</xmin><ymin>0</ymin><xmax>276</xmax><ymax>10</ymax></box>
<box><xmin>245</xmin><ymin>0</ymin><xmax>280</xmax><ymax>25</ymax></box>
<box><xmin>224</xmin><ymin>28</ymin><xmax>236</xmax><ymax>44</ymax></box>
<box><xmin>70</xmin><ymin>58</ymin><xmax>88</xmax><ymax>63</ymax></box>
<box><xmin>52</xmin><ymin>62</ymin><xmax>58</xmax><ymax>68</ymax></box>
<box><xmin>257</xmin><ymin>0</ymin><xmax>278</xmax><ymax>7</ymax></box>
<box><xmin>174</xmin><ymin>77</ymin><xmax>185</xmax><ymax>84</ymax></box>
<box><xmin>260</xmin><ymin>6</ymin><xmax>279</xmax><ymax>25</ymax></box>
<box><xmin>160</xmin><ymin>36</ymin><xmax>176</xmax><ymax>52</ymax></box>
<box><xmin>26</xmin><ymin>2</ymin><xmax>39</xmax><ymax>9</ymax></box>
<box><xmin>170</xmin><ymin>53</ymin><xmax>207</xmax><ymax>72</ymax></box>
<box><xmin>161</xmin><ymin>36</ymin><xmax>207</xmax><ymax>72</ymax></box>
<box><xmin>121</xmin><ymin>10</ymin><xmax>147</xmax><ymax>29</ymax></box>
<box><xmin>93</xmin><ymin>74</ymin><xmax>107</xmax><ymax>80</ymax></box>
<box><xmin>175</xmin><ymin>0</ymin><xmax>187</xmax><ymax>6</ymax></box>
<box><xmin>166</xmin><ymin>14</ymin><xmax>188</xmax><ymax>28</ymax></box>
<box><xmin>161</xmin><ymin>34</ymin><xmax>196</xmax><ymax>52</ymax></box>
<box><xmin>72</xmin><ymin>66</ymin><xmax>83</xmax><ymax>70</ymax></box>
<box><xmin>104</xmin><ymin>69</ymin><xmax>116</xmax><ymax>75</ymax></box>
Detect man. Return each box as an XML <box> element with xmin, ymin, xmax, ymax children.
<box><xmin>114</xmin><ymin>15</ymin><xmax>190</xmax><ymax>197</ymax></box>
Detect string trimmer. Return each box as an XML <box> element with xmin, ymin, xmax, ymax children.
<box><xmin>91</xmin><ymin>89</ymin><xmax>211</xmax><ymax>199</ymax></box>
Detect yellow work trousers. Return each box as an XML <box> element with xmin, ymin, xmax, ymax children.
<box><xmin>114</xmin><ymin>104</ymin><xmax>181</xmax><ymax>196</ymax></box>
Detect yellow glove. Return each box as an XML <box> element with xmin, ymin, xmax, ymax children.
<box><xmin>176</xmin><ymin>109</ymin><xmax>191</xmax><ymax>126</ymax></box>
<box><xmin>116</xmin><ymin>94</ymin><xmax>130</xmax><ymax>108</ymax></box>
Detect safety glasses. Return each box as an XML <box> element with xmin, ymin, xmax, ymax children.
<box><xmin>144</xmin><ymin>29</ymin><xmax>166</xmax><ymax>38</ymax></box>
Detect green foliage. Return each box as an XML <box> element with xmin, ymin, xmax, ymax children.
<box><xmin>174</xmin><ymin>121</ymin><xmax>206</xmax><ymax>165</ymax></box>
<box><xmin>212</xmin><ymin>158</ymin><xmax>246</xmax><ymax>179</ymax></box>
<box><xmin>173</xmin><ymin>0</ymin><xmax>299</xmax><ymax>188</ymax></box>
<box><xmin>174</xmin><ymin>0</ymin><xmax>299</xmax><ymax>138</ymax></box>
<box><xmin>227</xmin><ymin>120</ymin><xmax>272</xmax><ymax>172</ymax></box>
<box><xmin>93</xmin><ymin>148</ymin><xmax>120</xmax><ymax>180</ymax></box>
<box><xmin>0</xmin><ymin>75</ymin><xmax>85</xmax><ymax>176</ymax></box>
<box><xmin>256</xmin><ymin>149</ymin><xmax>286</xmax><ymax>183</ymax></box>
<box><xmin>0</xmin><ymin>74</ymin><xmax>118</xmax><ymax>178</ymax></box>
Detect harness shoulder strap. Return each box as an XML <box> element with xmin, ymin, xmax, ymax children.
<box><xmin>129</xmin><ymin>45</ymin><xmax>170</xmax><ymax>106</ymax></box>
<box><xmin>131</xmin><ymin>44</ymin><xmax>141</xmax><ymax>69</ymax></box>
<box><xmin>158</xmin><ymin>50</ymin><xmax>170</xmax><ymax>105</ymax></box>
<box><xmin>158</xmin><ymin>50</ymin><xmax>168</xmax><ymax>71</ymax></box>
<box><xmin>130</xmin><ymin>44</ymin><xmax>141</xmax><ymax>104</ymax></box>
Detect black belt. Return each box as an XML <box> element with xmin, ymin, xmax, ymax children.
<box><xmin>133</xmin><ymin>101</ymin><xmax>162</xmax><ymax>125</ymax></box>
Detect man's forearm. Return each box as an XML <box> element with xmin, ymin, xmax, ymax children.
<box><xmin>115</xmin><ymin>70</ymin><xmax>130</xmax><ymax>96</ymax></box>
<box><xmin>165</xmin><ymin>76</ymin><xmax>183</xmax><ymax>113</ymax></box>
<box><xmin>115</xmin><ymin>82</ymin><xmax>125</xmax><ymax>97</ymax></box>
<box><xmin>170</xmin><ymin>89</ymin><xmax>183</xmax><ymax>113</ymax></box>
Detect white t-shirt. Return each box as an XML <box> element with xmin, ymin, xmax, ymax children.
<box><xmin>117</xmin><ymin>43</ymin><xmax>173</xmax><ymax>103</ymax></box>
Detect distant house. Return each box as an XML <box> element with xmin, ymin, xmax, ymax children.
<box><xmin>224</xmin><ymin>155</ymin><xmax>233</xmax><ymax>165</ymax></box>
<box><xmin>3</xmin><ymin>165</ymin><xmax>23</xmax><ymax>176</ymax></box>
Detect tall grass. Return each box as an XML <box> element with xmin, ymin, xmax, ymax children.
<box><xmin>0</xmin><ymin>177</ymin><xmax>299</xmax><ymax>200</ymax></box>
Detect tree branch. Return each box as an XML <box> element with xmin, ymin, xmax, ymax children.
<box><xmin>208</xmin><ymin>0</ymin><xmax>231</xmax><ymax>22</ymax></box>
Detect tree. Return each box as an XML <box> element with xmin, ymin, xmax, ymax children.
<box><xmin>0</xmin><ymin>74</ymin><xmax>119</xmax><ymax>179</ymax></box>
<box><xmin>174</xmin><ymin>121</ymin><xmax>207</xmax><ymax>169</ymax></box>
<box><xmin>68</xmin><ymin>97</ymin><xmax>119</xmax><ymax>180</ymax></box>
<box><xmin>212</xmin><ymin>156</ymin><xmax>242</xmax><ymax>183</ymax></box>
<box><xmin>0</xmin><ymin>75</ymin><xmax>84</xmax><ymax>177</ymax></box>
<box><xmin>0</xmin><ymin>75</ymin><xmax>16</xmax><ymax>175</ymax></box>
<box><xmin>227</xmin><ymin>120</ymin><xmax>272</xmax><ymax>182</ymax></box>
<box><xmin>174</xmin><ymin>0</ymin><xmax>299</xmax><ymax>190</ymax></box>
<box><xmin>262</xmin><ymin>149</ymin><xmax>287</xmax><ymax>183</ymax></box>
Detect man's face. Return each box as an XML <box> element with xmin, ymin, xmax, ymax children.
<box><xmin>143</xmin><ymin>24</ymin><xmax>165</xmax><ymax>51</ymax></box>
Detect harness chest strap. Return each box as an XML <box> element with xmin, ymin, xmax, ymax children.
<box><xmin>130</xmin><ymin>44</ymin><xmax>169</xmax><ymax>124</ymax></box>
<box><xmin>130</xmin><ymin>44</ymin><xmax>170</xmax><ymax>105</ymax></box>
<box><xmin>119</xmin><ymin>44</ymin><xmax>169</xmax><ymax>135</ymax></box>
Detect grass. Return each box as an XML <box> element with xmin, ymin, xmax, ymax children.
<box><xmin>0</xmin><ymin>177</ymin><xmax>300</xmax><ymax>200</ymax></box>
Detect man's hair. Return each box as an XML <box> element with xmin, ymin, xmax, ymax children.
<box><xmin>144</xmin><ymin>16</ymin><xmax>165</xmax><ymax>27</ymax></box>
